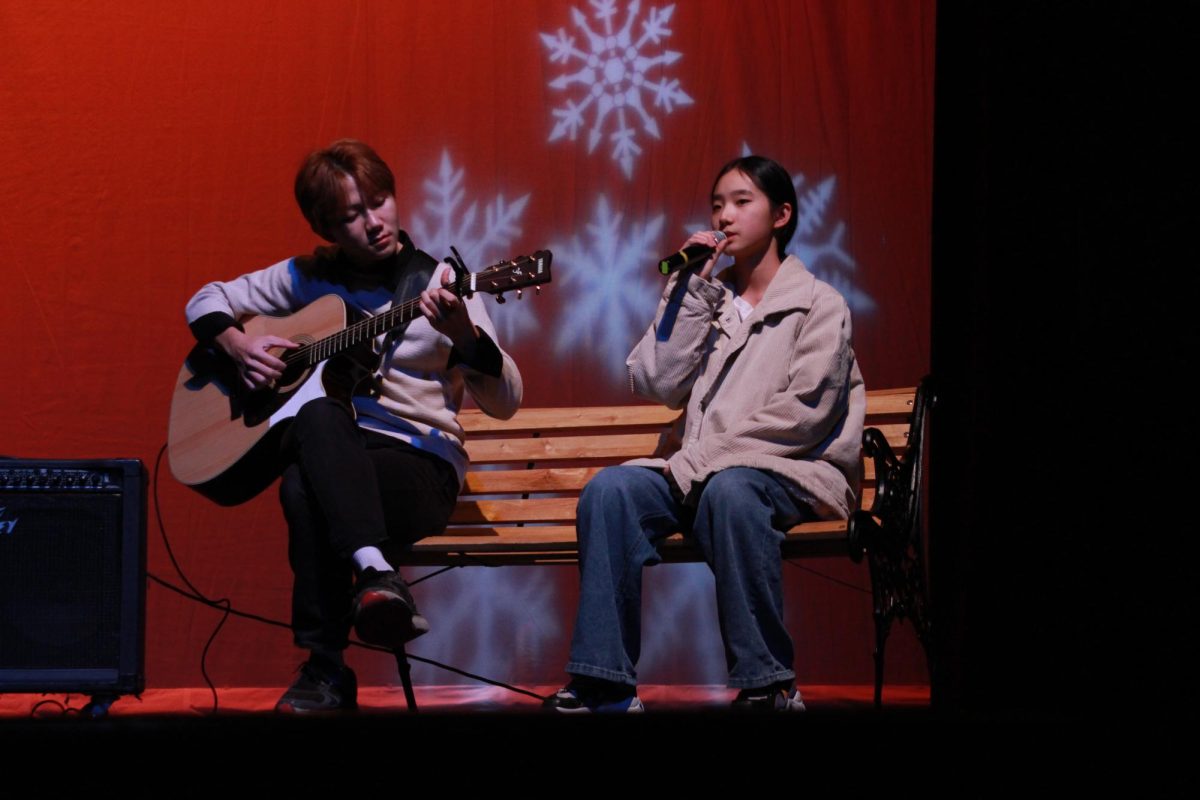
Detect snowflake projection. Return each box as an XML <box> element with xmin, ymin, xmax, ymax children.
<box><xmin>408</xmin><ymin>150</ymin><xmax>538</xmax><ymax>344</ymax></box>
<box><xmin>785</xmin><ymin>175</ymin><xmax>875</xmax><ymax>315</ymax></box>
<box><xmin>686</xmin><ymin>144</ymin><xmax>876</xmax><ymax>315</ymax></box>
<box><xmin>552</xmin><ymin>195</ymin><xmax>664</xmax><ymax>380</ymax></box>
<box><xmin>540</xmin><ymin>1</ymin><xmax>694</xmax><ymax>179</ymax></box>
<box><xmin>405</xmin><ymin>565</ymin><xmax>561</xmax><ymax>687</ymax></box>
<box><xmin>639</xmin><ymin>564</ymin><xmax>727</xmax><ymax>684</ymax></box>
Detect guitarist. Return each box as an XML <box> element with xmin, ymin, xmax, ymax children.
<box><xmin>184</xmin><ymin>139</ymin><xmax>523</xmax><ymax>713</ymax></box>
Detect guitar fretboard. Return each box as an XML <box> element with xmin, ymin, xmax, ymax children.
<box><xmin>282</xmin><ymin>275</ymin><xmax>472</xmax><ymax>368</ymax></box>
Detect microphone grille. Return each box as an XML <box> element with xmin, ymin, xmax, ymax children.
<box><xmin>713</xmin><ymin>231</ymin><xmax>727</xmax><ymax>242</ymax></box>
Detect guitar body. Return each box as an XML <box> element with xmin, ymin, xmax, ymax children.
<box><xmin>167</xmin><ymin>294</ymin><xmax>375</xmax><ymax>505</ymax></box>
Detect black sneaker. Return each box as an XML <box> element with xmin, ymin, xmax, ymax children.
<box><xmin>731</xmin><ymin>681</ymin><xmax>806</xmax><ymax>712</ymax></box>
<box><xmin>543</xmin><ymin>677</ymin><xmax>644</xmax><ymax>714</ymax></box>
<box><xmin>275</xmin><ymin>659</ymin><xmax>358</xmax><ymax>714</ymax></box>
<box><xmin>352</xmin><ymin>567</ymin><xmax>430</xmax><ymax>649</ymax></box>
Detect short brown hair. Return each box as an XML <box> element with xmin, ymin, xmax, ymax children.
<box><xmin>294</xmin><ymin>139</ymin><xmax>396</xmax><ymax>234</ymax></box>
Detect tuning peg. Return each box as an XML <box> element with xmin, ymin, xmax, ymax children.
<box><xmin>516</xmin><ymin>289</ymin><xmax>523</xmax><ymax>299</ymax></box>
<box><xmin>494</xmin><ymin>293</ymin><xmax>506</xmax><ymax>304</ymax></box>
<box><xmin>535</xmin><ymin>286</ymin><xmax>541</xmax><ymax>295</ymax></box>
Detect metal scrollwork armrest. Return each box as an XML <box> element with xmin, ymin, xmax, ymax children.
<box><xmin>849</xmin><ymin>377</ymin><xmax>937</xmax><ymax>707</ymax></box>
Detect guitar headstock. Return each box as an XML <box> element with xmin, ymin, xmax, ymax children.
<box><xmin>471</xmin><ymin>250</ymin><xmax>553</xmax><ymax>302</ymax></box>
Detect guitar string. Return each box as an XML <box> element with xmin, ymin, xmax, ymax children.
<box><xmin>277</xmin><ymin>266</ymin><xmax>517</xmax><ymax>369</ymax></box>
<box><xmin>279</xmin><ymin>279</ymin><xmax>458</xmax><ymax>368</ymax></box>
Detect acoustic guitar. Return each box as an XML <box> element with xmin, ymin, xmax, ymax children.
<box><xmin>167</xmin><ymin>251</ymin><xmax>551</xmax><ymax>505</ymax></box>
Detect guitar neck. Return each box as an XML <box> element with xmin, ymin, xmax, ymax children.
<box><xmin>280</xmin><ymin>250</ymin><xmax>550</xmax><ymax>369</ymax></box>
<box><xmin>283</xmin><ymin>294</ymin><xmax>418</xmax><ymax>368</ymax></box>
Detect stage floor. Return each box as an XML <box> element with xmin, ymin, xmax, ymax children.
<box><xmin>1</xmin><ymin>683</ymin><xmax>929</xmax><ymax>716</ymax></box>
<box><xmin>4</xmin><ymin>683</ymin><xmax>1171</xmax><ymax>791</ymax></box>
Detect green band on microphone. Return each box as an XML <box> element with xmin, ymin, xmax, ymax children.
<box><xmin>659</xmin><ymin>250</ymin><xmax>686</xmax><ymax>275</ymax></box>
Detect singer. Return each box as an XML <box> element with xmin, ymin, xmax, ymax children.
<box><xmin>545</xmin><ymin>156</ymin><xmax>866</xmax><ymax>713</ymax></box>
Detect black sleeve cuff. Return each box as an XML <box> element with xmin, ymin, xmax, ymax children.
<box><xmin>447</xmin><ymin>329</ymin><xmax>503</xmax><ymax>377</ymax></box>
<box><xmin>189</xmin><ymin>312</ymin><xmax>242</xmax><ymax>342</ymax></box>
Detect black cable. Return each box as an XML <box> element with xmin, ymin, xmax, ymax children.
<box><xmin>784</xmin><ymin>558</ymin><xmax>871</xmax><ymax>594</ymax></box>
<box><xmin>407</xmin><ymin>565</ymin><xmax>458</xmax><ymax>586</ymax></box>
<box><xmin>152</xmin><ymin>444</ymin><xmax>227</xmax><ymax>714</ymax></box>
<box><xmin>148</xmin><ymin>571</ymin><xmax>547</xmax><ymax>702</ymax></box>
<box><xmin>29</xmin><ymin>698</ymin><xmax>80</xmax><ymax>717</ymax></box>
<box><xmin>148</xmin><ymin>573</ymin><xmax>291</xmax><ymax>631</ymax></box>
<box><xmin>153</xmin><ymin>444</ymin><xmax>220</xmax><ymax>604</ymax></box>
<box><xmin>151</xmin><ymin>444</ymin><xmax>548</xmax><ymax>706</ymax></box>
<box><xmin>350</xmin><ymin>639</ymin><xmax>546</xmax><ymax>701</ymax></box>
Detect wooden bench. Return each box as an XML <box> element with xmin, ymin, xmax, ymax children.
<box><xmin>394</xmin><ymin>381</ymin><xmax>935</xmax><ymax>710</ymax></box>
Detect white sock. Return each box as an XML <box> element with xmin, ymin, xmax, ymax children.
<box><xmin>351</xmin><ymin>546</ymin><xmax>393</xmax><ymax>575</ymax></box>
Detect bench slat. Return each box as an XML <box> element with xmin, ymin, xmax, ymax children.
<box><xmin>460</xmin><ymin>405</ymin><xmax>680</xmax><ymax>434</ymax></box>
<box><xmin>465</xmin><ymin>433</ymin><xmax>663</xmax><ymax>463</ymax></box>
<box><xmin>410</xmin><ymin>519</ymin><xmax>857</xmax><ymax>565</ymax></box>
<box><xmin>450</xmin><ymin>497</ymin><xmax>579</xmax><ymax>524</ymax></box>
<box><xmin>870</xmin><ymin>423</ymin><xmax>910</xmax><ymax>444</ymax></box>
<box><xmin>422</xmin><ymin>519</ymin><xmax>853</xmax><ymax>549</ymax></box>
<box><xmin>466</xmin><ymin>429</ymin><xmax>906</xmax><ymax>464</ymax></box>
<box><xmin>861</xmin><ymin>388</ymin><xmax>918</xmax><ymax>416</ymax></box>
<box><xmin>450</xmin><ymin>489</ymin><xmax>875</xmax><ymax>525</ymax></box>
<box><xmin>417</xmin><ymin>526</ymin><xmax>579</xmax><ymax>548</ymax></box>
<box><xmin>462</xmin><ymin>467</ymin><xmax>605</xmax><ymax>494</ymax></box>
<box><xmin>458</xmin><ymin>388</ymin><xmax>916</xmax><ymax>434</ymax></box>
<box><xmin>461</xmin><ymin>463</ymin><xmax>883</xmax><ymax>495</ymax></box>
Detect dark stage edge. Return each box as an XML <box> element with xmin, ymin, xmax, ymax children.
<box><xmin>1</xmin><ymin>703</ymin><xmax>1184</xmax><ymax>792</ymax></box>
<box><xmin>4</xmin><ymin>684</ymin><xmax>1184</xmax><ymax>782</ymax></box>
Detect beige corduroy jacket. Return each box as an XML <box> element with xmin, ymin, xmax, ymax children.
<box><xmin>625</xmin><ymin>256</ymin><xmax>866</xmax><ymax>519</ymax></box>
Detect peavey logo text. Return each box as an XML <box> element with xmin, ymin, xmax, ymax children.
<box><xmin>0</xmin><ymin>507</ymin><xmax>17</xmax><ymax>535</ymax></box>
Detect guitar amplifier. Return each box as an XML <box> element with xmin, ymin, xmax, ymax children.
<box><xmin>0</xmin><ymin>458</ymin><xmax>146</xmax><ymax>695</ymax></box>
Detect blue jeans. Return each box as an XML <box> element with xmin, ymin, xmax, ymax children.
<box><xmin>565</xmin><ymin>465</ymin><xmax>812</xmax><ymax>689</ymax></box>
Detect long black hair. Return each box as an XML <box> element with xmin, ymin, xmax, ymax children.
<box><xmin>712</xmin><ymin>155</ymin><xmax>798</xmax><ymax>258</ymax></box>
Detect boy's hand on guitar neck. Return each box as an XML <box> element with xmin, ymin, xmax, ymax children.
<box><xmin>420</xmin><ymin>267</ymin><xmax>480</xmax><ymax>361</ymax></box>
<box><xmin>215</xmin><ymin>327</ymin><xmax>299</xmax><ymax>391</ymax></box>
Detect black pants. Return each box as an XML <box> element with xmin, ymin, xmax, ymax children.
<box><xmin>277</xmin><ymin>398</ymin><xmax>458</xmax><ymax>652</ymax></box>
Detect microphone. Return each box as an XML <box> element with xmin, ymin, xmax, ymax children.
<box><xmin>657</xmin><ymin>231</ymin><xmax>727</xmax><ymax>275</ymax></box>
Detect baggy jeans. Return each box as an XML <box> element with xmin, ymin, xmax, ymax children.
<box><xmin>564</xmin><ymin>465</ymin><xmax>812</xmax><ymax>689</ymax></box>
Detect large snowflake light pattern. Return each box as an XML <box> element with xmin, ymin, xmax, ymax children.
<box><xmin>639</xmin><ymin>564</ymin><xmax>727</xmax><ymax>684</ymax></box>
<box><xmin>786</xmin><ymin>173</ymin><xmax>874</xmax><ymax>315</ymax></box>
<box><xmin>408</xmin><ymin>150</ymin><xmax>538</xmax><ymax>343</ymax></box>
<box><xmin>406</xmin><ymin>565</ymin><xmax>561</xmax><ymax>687</ymax></box>
<box><xmin>686</xmin><ymin>144</ymin><xmax>875</xmax><ymax>315</ymax></box>
<box><xmin>553</xmin><ymin>195</ymin><xmax>664</xmax><ymax>380</ymax></box>
<box><xmin>541</xmin><ymin>1</ymin><xmax>693</xmax><ymax>179</ymax></box>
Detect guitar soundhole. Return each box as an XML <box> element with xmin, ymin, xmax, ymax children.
<box><xmin>276</xmin><ymin>364</ymin><xmax>310</xmax><ymax>394</ymax></box>
<box><xmin>275</xmin><ymin>335</ymin><xmax>315</xmax><ymax>394</ymax></box>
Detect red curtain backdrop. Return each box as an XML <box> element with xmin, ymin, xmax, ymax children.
<box><xmin>0</xmin><ymin>1</ymin><xmax>933</xmax><ymax>690</ymax></box>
